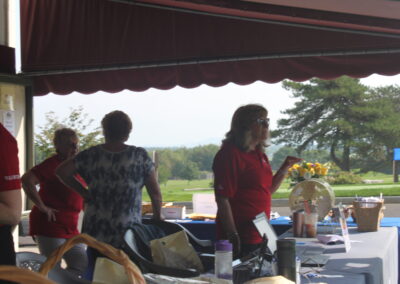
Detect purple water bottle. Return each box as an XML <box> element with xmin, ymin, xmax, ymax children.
<box><xmin>215</xmin><ymin>240</ymin><xmax>233</xmax><ymax>280</ymax></box>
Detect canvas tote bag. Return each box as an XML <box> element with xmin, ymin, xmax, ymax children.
<box><xmin>150</xmin><ymin>230</ymin><xmax>204</xmax><ymax>272</ymax></box>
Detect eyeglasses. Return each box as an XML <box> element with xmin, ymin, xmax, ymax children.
<box><xmin>256</xmin><ymin>118</ymin><xmax>270</xmax><ymax>128</ymax></box>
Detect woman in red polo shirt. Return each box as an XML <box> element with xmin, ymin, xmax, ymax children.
<box><xmin>213</xmin><ymin>104</ymin><xmax>301</xmax><ymax>258</ymax></box>
<box><xmin>0</xmin><ymin>123</ymin><xmax>22</xmax><ymax>279</ymax></box>
<box><xmin>21</xmin><ymin>128</ymin><xmax>87</xmax><ymax>276</ymax></box>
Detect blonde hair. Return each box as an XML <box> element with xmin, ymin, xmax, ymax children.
<box><xmin>223</xmin><ymin>104</ymin><xmax>268</xmax><ymax>152</ymax></box>
<box><xmin>101</xmin><ymin>111</ymin><xmax>132</xmax><ymax>142</ymax></box>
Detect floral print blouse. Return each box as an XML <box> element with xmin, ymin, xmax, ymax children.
<box><xmin>74</xmin><ymin>145</ymin><xmax>153</xmax><ymax>248</ymax></box>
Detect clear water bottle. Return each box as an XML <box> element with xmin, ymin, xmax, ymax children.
<box><xmin>215</xmin><ymin>240</ymin><xmax>233</xmax><ymax>280</ymax></box>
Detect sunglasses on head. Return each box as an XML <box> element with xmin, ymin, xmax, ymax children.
<box><xmin>256</xmin><ymin>118</ymin><xmax>270</xmax><ymax>127</ymax></box>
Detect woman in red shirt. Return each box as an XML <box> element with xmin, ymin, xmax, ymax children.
<box><xmin>0</xmin><ymin>123</ymin><xmax>22</xmax><ymax>280</ymax></box>
<box><xmin>21</xmin><ymin>128</ymin><xmax>87</xmax><ymax>276</ymax></box>
<box><xmin>213</xmin><ymin>104</ymin><xmax>301</xmax><ymax>258</ymax></box>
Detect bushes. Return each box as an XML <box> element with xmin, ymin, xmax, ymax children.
<box><xmin>326</xmin><ymin>171</ymin><xmax>363</xmax><ymax>185</ymax></box>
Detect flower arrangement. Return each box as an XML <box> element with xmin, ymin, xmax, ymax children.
<box><xmin>287</xmin><ymin>162</ymin><xmax>329</xmax><ymax>184</ymax></box>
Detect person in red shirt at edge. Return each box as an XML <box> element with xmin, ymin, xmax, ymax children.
<box><xmin>213</xmin><ymin>104</ymin><xmax>301</xmax><ymax>258</ymax></box>
<box><xmin>21</xmin><ymin>128</ymin><xmax>87</xmax><ymax>276</ymax></box>
<box><xmin>0</xmin><ymin>123</ymin><xmax>22</xmax><ymax>284</ymax></box>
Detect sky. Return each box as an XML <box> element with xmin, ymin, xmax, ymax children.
<box><xmin>34</xmin><ymin>74</ymin><xmax>400</xmax><ymax>148</ymax></box>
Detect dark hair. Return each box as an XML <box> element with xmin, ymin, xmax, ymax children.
<box><xmin>53</xmin><ymin>128</ymin><xmax>77</xmax><ymax>146</ymax></box>
<box><xmin>101</xmin><ymin>111</ymin><xmax>132</xmax><ymax>142</ymax></box>
<box><xmin>223</xmin><ymin>104</ymin><xmax>268</xmax><ymax>152</ymax></box>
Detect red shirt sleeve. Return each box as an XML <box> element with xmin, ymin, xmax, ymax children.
<box><xmin>213</xmin><ymin>145</ymin><xmax>240</xmax><ymax>198</ymax></box>
<box><xmin>0</xmin><ymin>125</ymin><xmax>21</xmax><ymax>191</ymax></box>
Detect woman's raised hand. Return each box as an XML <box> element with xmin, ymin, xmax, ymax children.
<box><xmin>283</xmin><ymin>156</ymin><xmax>302</xmax><ymax>169</ymax></box>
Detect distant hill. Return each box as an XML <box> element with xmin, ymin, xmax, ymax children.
<box><xmin>145</xmin><ymin>136</ymin><xmax>222</xmax><ymax>149</ymax></box>
<box><xmin>146</xmin><ymin>143</ymin><xmax>285</xmax><ymax>154</ymax></box>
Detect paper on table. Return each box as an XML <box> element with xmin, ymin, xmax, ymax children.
<box><xmin>317</xmin><ymin>234</ymin><xmax>344</xmax><ymax>245</ymax></box>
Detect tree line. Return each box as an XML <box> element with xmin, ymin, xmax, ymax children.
<box><xmin>148</xmin><ymin>145</ymin><xmax>220</xmax><ymax>185</ymax></box>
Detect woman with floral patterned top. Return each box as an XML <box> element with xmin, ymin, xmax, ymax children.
<box><xmin>56</xmin><ymin>110</ymin><xmax>162</xmax><ymax>278</ymax></box>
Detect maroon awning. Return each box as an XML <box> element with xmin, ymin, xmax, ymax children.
<box><xmin>20</xmin><ymin>0</ymin><xmax>400</xmax><ymax>96</ymax></box>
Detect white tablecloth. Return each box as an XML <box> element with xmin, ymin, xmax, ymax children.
<box><xmin>298</xmin><ymin>227</ymin><xmax>398</xmax><ymax>284</ymax></box>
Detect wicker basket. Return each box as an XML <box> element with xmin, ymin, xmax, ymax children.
<box><xmin>39</xmin><ymin>233</ymin><xmax>145</xmax><ymax>284</ymax></box>
<box><xmin>352</xmin><ymin>201</ymin><xmax>384</xmax><ymax>232</ymax></box>
<box><xmin>0</xmin><ymin>265</ymin><xmax>56</xmax><ymax>284</ymax></box>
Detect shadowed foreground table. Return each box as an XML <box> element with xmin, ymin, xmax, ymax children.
<box><xmin>175</xmin><ymin>218</ymin><xmax>399</xmax><ymax>284</ymax></box>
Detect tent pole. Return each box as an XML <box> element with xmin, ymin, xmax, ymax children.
<box><xmin>22</xmin><ymin>48</ymin><xmax>400</xmax><ymax>76</ymax></box>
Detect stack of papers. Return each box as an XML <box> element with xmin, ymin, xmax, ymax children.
<box><xmin>296</xmin><ymin>245</ymin><xmax>330</xmax><ymax>266</ymax></box>
<box><xmin>317</xmin><ymin>234</ymin><xmax>344</xmax><ymax>245</ymax></box>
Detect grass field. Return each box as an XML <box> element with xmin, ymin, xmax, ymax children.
<box><xmin>143</xmin><ymin>172</ymin><xmax>400</xmax><ymax>202</ymax></box>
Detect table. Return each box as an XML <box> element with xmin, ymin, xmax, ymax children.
<box><xmin>274</xmin><ymin>217</ymin><xmax>400</xmax><ymax>284</ymax></box>
<box><xmin>294</xmin><ymin>227</ymin><xmax>398</xmax><ymax>284</ymax></box>
<box><xmin>175</xmin><ymin>217</ymin><xmax>292</xmax><ymax>242</ymax></box>
<box><xmin>176</xmin><ymin>216</ymin><xmax>400</xmax><ymax>241</ymax></box>
<box><xmin>176</xmin><ymin>217</ymin><xmax>400</xmax><ymax>283</ymax></box>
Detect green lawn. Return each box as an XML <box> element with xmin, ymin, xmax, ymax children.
<box><xmin>143</xmin><ymin>175</ymin><xmax>400</xmax><ymax>202</ymax></box>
